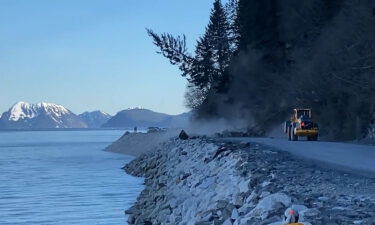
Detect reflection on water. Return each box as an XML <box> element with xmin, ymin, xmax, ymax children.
<box><xmin>0</xmin><ymin>130</ymin><xmax>143</xmax><ymax>225</ymax></box>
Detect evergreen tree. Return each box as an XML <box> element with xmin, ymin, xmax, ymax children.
<box><xmin>147</xmin><ymin>0</ymin><xmax>233</xmax><ymax>93</ymax></box>
<box><xmin>190</xmin><ymin>0</ymin><xmax>232</xmax><ymax>89</ymax></box>
<box><xmin>208</xmin><ymin>0</ymin><xmax>232</xmax><ymax>75</ymax></box>
<box><xmin>146</xmin><ymin>29</ymin><xmax>193</xmax><ymax>78</ymax></box>
<box><xmin>225</xmin><ymin>0</ymin><xmax>240</xmax><ymax>53</ymax></box>
<box><xmin>237</xmin><ymin>0</ymin><xmax>279</xmax><ymax>52</ymax></box>
<box><xmin>189</xmin><ymin>35</ymin><xmax>216</xmax><ymax>88</ymax></box>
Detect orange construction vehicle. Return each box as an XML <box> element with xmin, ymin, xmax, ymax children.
<box><xmin>283</xmin><ymin>109</ymin><xmax>319</xmax><ymax>141</ymax></box>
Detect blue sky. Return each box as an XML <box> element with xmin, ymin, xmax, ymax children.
<box><xmin>0</xmin><ymin>0</ymin><xmax>214</xmax><ymax>115</ymax></box>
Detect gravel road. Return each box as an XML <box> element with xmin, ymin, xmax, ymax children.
<box><xmin>223</xmin><ymin>137</ymin><xmax>375</xmax><ymax>178</ymax></box>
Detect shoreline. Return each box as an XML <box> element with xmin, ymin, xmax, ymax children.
<box><xmin>105</xmin><ymin>130</ymin><xmax>179</xmax><ymax>157</ymax></box>
<box><xmin>111</xmin><ymin>133</ymin><xmax>375</xmax><ymax>224</ymax></box>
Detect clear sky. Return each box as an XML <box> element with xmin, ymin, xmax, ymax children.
<box><xmin>0</xmin><ymin>0</ymin><xmax>214</xmax><ymax>115</ymax></box>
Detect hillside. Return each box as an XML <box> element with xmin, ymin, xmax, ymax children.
<box><xmin>102</xmin><ymin>108</ymin><xmax>190</xmax><ymax>128</ymax></box>
<box><xmin>79</xmin><ymin>111</ymin><xmax>111</xmax><ymax>128</ymax></box>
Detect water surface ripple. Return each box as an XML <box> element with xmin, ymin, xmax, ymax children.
<box><xmin>0</xmin><ymin>130</ymin><xmax>143</xmax><ymax>225</ymax></box>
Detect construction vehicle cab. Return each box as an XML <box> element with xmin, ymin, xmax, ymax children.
<box><xmin>283</xmin><ymin>109</ymin><xmax>319</xmax><ymax>141</ymax></box>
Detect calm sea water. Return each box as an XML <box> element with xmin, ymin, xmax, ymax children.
<box><xmin>0</xmin><ymin>130</ymin><xmax>143</xmax><ymax>225</ymax></box>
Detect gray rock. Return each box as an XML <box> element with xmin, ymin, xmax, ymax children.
<box><xmin>195</xmin><ymin>222</ymin><xmax>213</xmax><ymax>225</ymax></box>
<box><xmin>239</xmin><ymin>180</ymin><xmax>250</xmax><ymax>193</ymax></box>
<box><xmin>233</xmin><ymin>195</ymin><xmax>244</xmax><ymax>208</ymax></box>
<box><xmin>238</xmin><ymin>205</ymin><xmax>252</xmax><ymax>215</ymax></box>
<box><xmin>220</xmin><ymin>208</ymin><xmax>232</xmax><ymax>220</ymax></box>
<box><xmin>199</xmin><ymin>210</ymin><xmax>214</xmax><ymax>221</ymax></box>
<box><xmin>179</xmin><ymin>130</ymin><xmax>189</xmax><ymax>140</ymax></box>
<box><xmin>222</xmin><ymin>218</ymin><xmax>233</xmax><ymax>225</ymax></box>
<box><xmin>231</xmin><ymin>208</ymin><xmax>239</xmax><ymax>220</ymax></box>
<box><xmin>318</xmin><ymin>196</ymin><xmax>329</xmax><ymax>202</ymax></box>
<box><xmin>233</xmin><ymin>219</ymin><xmax>240</xmax><ymax>225</ymax></box>
<box><xmin>245</xmin><ymin>190</ymin><xmax>258</xmax><ymax>205</ymax></box>
<box><xmin>124</xmin><ymin>206</ymin><xmax>140</xmax><ymax>215</ymax></box>
<box><xmin>127</xmin><ymin>214</ymin><xmax>135</xmax><ymax>224</ymax></box>
<box><xmin>249</xmin><ymin>193</ymin><xmax>291</xmax><ymax>220</ymax></box>
<box><xmin>123</xmin><ymin>137</ymin><xmax>375</xmax><ymax>225</ymax></box>
<box><xmin>217</xmin><ymin>200</ymin><xmax>229</xmax><ymax>209</ymax></box>
<box><xmin>303</xmin><ymin>208</ymin><xmax>321</xmax><ymax>218</ymax></box>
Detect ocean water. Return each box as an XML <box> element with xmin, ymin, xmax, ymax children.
<box><xmin>0</xmin><ymin>130</ymin><xmax>143</xmax><ymax>225</ymax></box>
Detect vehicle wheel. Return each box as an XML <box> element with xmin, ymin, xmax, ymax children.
<box><xmin>307</xmin><ymin>136</ymin><xmax>311</xmax><ymax>141</ymax></box>
<box><xmin>311</xmin><ymin>135</ymin><xmax>318</xmax><ymax>141</ymax></box>
<box><xmin>291</xmin><ymin>124</ymin><xmax>298</xmax><ymax>141</ymax></box>
<box><xmin>292</xmin><ymin>132</ymin><xmax>298</xmax><ymax>141</ymax></box>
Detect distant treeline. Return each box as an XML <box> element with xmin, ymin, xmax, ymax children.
<box><xmin>148</xmin><ymin>0</ymin><xmax>375</xmax><ymax>140</ymax></box>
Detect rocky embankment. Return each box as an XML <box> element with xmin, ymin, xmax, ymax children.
<box><xmin>105</xmin><ymin>130</ymin><xmax>178</xmax><ymax>156</ymax></box>
<box><xmin>124</xmin><ymin>137</ymin><xmax>375</xmax><ymax>225</ymax></box>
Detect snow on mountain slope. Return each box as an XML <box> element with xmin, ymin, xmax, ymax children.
<box><xmin>79</xmin><ymin>110</ymin><xmax>112</xmax><ymax>128</ymax></box>
<box><xmin>8</xmin><ymin>101</ymin><xmax>69</xmax><ymax>121</ymax></box>
<box><xmin>0</xmin><ymin>101</ymin><xmax>87</xmax><ymax>129</ymax></box>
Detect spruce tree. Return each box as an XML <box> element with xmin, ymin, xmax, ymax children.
<box><xmin>190</xmin><ymin>35</ymin><xmax>215</xmax><ymax>88</ymax></box>
<box><xmin>191</xmin><ymin>0</ymin><xmax>232</xmax><ymax>89</ymax></box>
<box><xmin>208</xmin><ymin>0</ymin><xmax>231</xmax><ymax>75</ymax></box>
<box><xmin>225</xmin><ymin>0</ymin><xmax>240</xmax><ymax>53</ymax></box>
<box><xmin>147</xmin><ymin>0</ymin><xmax>233</xmax><ymax>108</ymax></box>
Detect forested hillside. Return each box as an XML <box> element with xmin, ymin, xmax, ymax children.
<box><xmin>148</xmin><ymin>0</ymin><xmax>375</xmax><ymax>140</ymax></box>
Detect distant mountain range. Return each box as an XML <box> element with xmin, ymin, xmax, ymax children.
<box><xmin>0</xmin><ymin>102</ymin><xmax>87</xmax><ymax>129</ymax></box>
<box><xmin>79</xmin><ymin>110</ymin><xmax>111</xmax><ymax>128</ymax></box>
<box><xmin>0</xmin><ymin>102</ymin><xmax>190</xmax><ymax>129</ymax></box>
<box><xmin>102</xmin><ymin>108</ymin><xmax>191</xmax><ymax>128</ymax></box>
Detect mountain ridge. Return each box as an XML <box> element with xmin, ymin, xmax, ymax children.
<box><xmin>0</xmin><ymin>102</ymin><xmax>190</xmax><ymax>129</ymax></box>
<box><xmin>102</xmin><ymin>108</ymin><xmax>191</xmax><ymax>128</ymax></box>
<box><xmin>79</xmin><ymin>110</ymin><xmax>112</xmax><ymax>128</ymax></box>
<box><xmin>0</xmin><ymin>101</ymin><xmax>86</xmax><ymax>129</ymax></box>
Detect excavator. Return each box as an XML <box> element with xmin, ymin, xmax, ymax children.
<box><xmin>283</xmin><ymin>109</ymin><xmax>319</xmax><ymax>141</ymax></box>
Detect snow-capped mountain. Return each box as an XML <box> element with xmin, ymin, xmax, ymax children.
<box><xmin>0</xmin><ymin>101</ymin><xmax>87</xmax><ymax>129</ymax></box>
<box><xmin>79</xmin><ymin>110</ymin><xmax>111</xmax><ymax>128</ymax></box>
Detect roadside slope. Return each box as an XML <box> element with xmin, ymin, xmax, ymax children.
<box><xmin>124</xmin><ymin>138</ymin><xmax>375</xmax><ymax>224</ymax></box>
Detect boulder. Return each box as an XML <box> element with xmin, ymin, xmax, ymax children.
<box><xmin>222</xmin><ymin>218</ymin><xmax>233</xmax><ymax>225</ymax></box>
<box><xmin>179</xmin><ymin>130</ymin><xmax>189</xmax><ymax>140</ymax></box>
<box><xmin>233</xmin><ymin>195</ymin><xmax>244</xmax><ymax>208</ymax></box>
<box><xmin>248</xmin><ymin>193</ymin><xmax>291</xmax><ymax>220</ymax></box>
<box><xmin>231</xmin><ymin>208</ymin><xmax>239</xmax><ymax>220</ymax></box>
<box><xmin>127</xmin><ymin>214</ymin><xmax>135</xmax><ymax>224</ymax></box>
<box><xmin>238</xmin><ymin>180</ymin><xmax>250</xmax><ymax>193</ymax></box>
<box><xmin>217</xmin><ymin>200</ymin><xmax>229</xmax><ymax>209</ymax></box>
